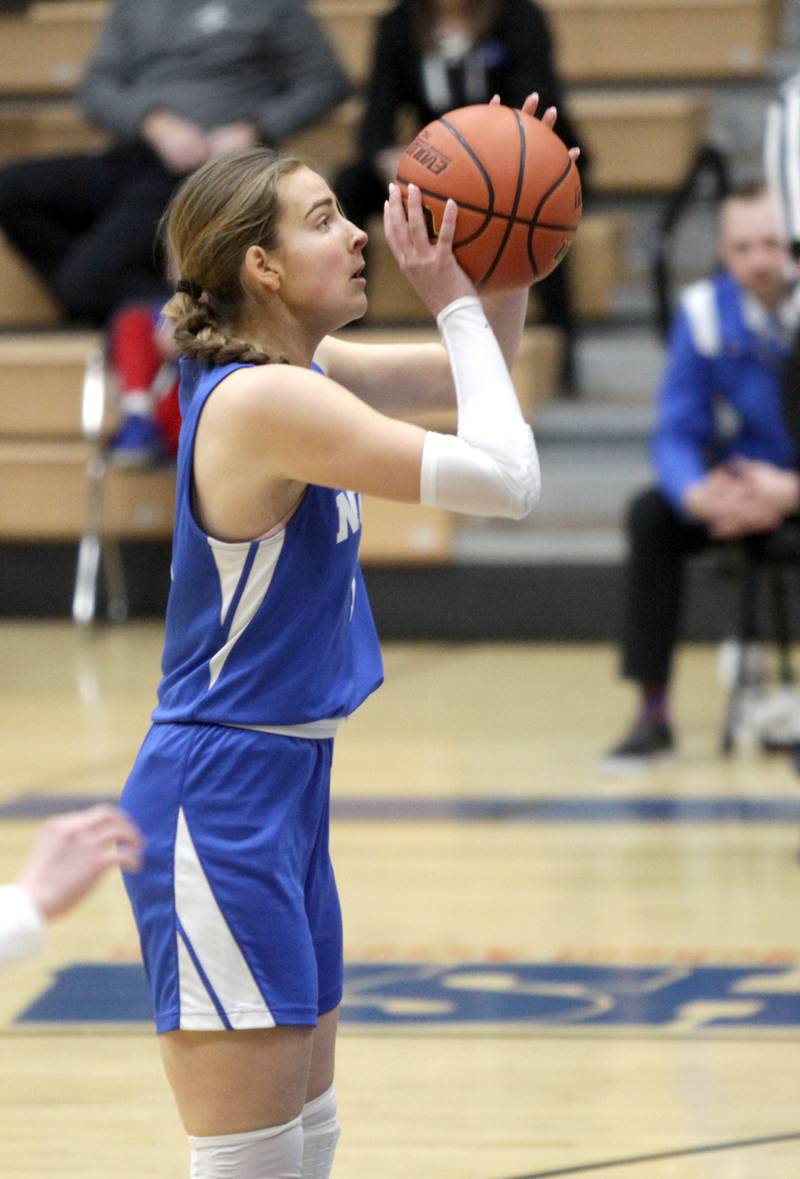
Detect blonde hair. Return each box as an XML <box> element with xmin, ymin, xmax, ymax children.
<box><xmin>161</xmin><ymin>148</ymin><xmax>304</xmax><ymax>367</ymax></box>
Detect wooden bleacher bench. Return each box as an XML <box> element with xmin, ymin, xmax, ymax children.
<box><xmin>0</xmin><ymin>331</ymin><xmax>175</xmax><ymax>620</ymax></box>
<box><xmin>336</xmin><ymin>323</ymin><xmax>561</xmax><ymax>430</ymax></box>
<box><xmin>0</xmin><ymin>327</ymin><xmax>454</xmax><ymax>590</ymax></box>
<box><xmin>282</xmin><ymin>98</ymin><xmax>361</xmax><ymax>177</ymax></box>
<box><xmin>572</xmin><ymin>91</ymin><xmax>710</xmax><ymax>192</ymax></box>
<box><xmin>0</xmin><ymin>2</ymin><xmax>103</xmax><ymax>96</ymax></box>
<box><xmin>568</xmin><ymin>213</ymin><xmax>629</xmax><ymax>321</ymax></box>
<box><xmin>312</xmin><ymin>0</ymin><xmax>386</xmax><ymax>88</ymax></box>
<box><xmin>0</xmin><ymin>0</ymin><xmax>776</xmax><ymax>101</ymax></box>
<box><xmin>0</xmin><ymin>103</ymin><xmax>108</xmax><ymax>164</ymax></box>
<box><xmin>363</xmin><ymin>211</ymin><xmax>628</xmax><ymax>326</ymax></box>
<box><xmin>0</xmin><ymin>235</ymin><xmax>61</xmax><ymax>327</ymax></box>
<box><xmin>312</xmin><ymin>0</ymin><xmax>777</xmax><ymax>86</ymax></box>
<box><xmin>0</xmin><ymin>439</ymin><xmax>175</xmax><ymax>540</ymax></box>
<box><xmin>544</xmin><ymin>0</ymin><xmax>778</xmax><ymax>82</ymax></box>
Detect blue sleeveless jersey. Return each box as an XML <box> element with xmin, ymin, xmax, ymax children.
<box><xmin>153</xmin><ymin>359</ymin><xmax>383</xmax><ymax>726</ymax></box>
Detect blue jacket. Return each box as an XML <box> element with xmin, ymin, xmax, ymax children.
<box><xmin>652</xmin><ymin>271</ymin><xmax>796</xmax><ymax>514</ymax></box>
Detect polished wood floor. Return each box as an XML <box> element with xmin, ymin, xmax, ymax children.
<box><xmin>0</xmin><ymin>621</ymin><xmax>798</xmax><ymax>1178</ymax></box>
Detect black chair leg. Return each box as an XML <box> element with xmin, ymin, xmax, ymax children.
<box><xmin>769</xmin><ymin>568</ymin><xmax>795</xmax><ymax>686</ymax></box>
<box><xmin>721</xmin><ymin>559</ymin><xmax>760</xmax><ymax>755</ymax></box>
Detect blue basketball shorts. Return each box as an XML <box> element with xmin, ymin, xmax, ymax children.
<box><xmin>120</xmin><ymin>722</ymin><xmax>342</xmax><ymax>1033</ymax></box>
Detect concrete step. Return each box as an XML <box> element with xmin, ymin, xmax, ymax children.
<box><xmin>576</xmin><ymin>326</ymin><xmax>665</xmax><ymax>402</ymax></box>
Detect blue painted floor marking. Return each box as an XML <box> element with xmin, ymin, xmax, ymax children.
<box><xmin>2</xmin><ymin>794</ymin><xmax>800</xmax><ymax>822</ymax></box>
<box><xmin>15</xmin><ymin>961</ymin><xmax>800</xmax><ymax>1028</ymax></box>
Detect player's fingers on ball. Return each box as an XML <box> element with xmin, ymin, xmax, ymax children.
<box><xmin>542</xmin><ymin>106</ymin><xmax>557</xmax><ymax>128</ymax></box>
<box><xmin>406</xmin><ymin>184</ymin><xmax>430</xmax><ymax>253</ymax></box>
<box><xmin>569</xmin><ymin>146</ymin><xmax>581</xmax><ymax>162</ymax></box>
<box><xmin>489</xmin><ymin>93</ymin><xmax>501</xmax><ymax>106</ymax></box>
<box><xmin>437</xmin><ymin>198</ymin><xmax>458</xmax><ymax>252</ymax></box>
<box><xmin>521</xmin><ymin>92</ymin><xmax>539</xmax><ymax>117</ymax></box>
<box><xmin>385</xmin><ymin>185</ymin><xmax>412</xmax><ymax>252</ymax></box>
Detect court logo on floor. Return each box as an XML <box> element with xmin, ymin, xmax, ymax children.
<box><xmin>15</xmin><ymin>961</ymin><xmax>800</xmax><ymax>1031</ymax></box>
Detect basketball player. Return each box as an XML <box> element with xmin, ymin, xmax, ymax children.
<box><xmin>121</xmin><ymin>94</ymin><xmax>576</xmax><ymax>1178</ymax></box>
<box><xmin>0</xmin><ymin>805</ymin><xmax>142</xmax><ymax>969</ymax></box>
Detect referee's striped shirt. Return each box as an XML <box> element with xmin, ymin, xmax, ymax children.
<box><xmin>766</xmin><ymin>75</ymin><xmax>800</xmax><ymax>255</ymax></box>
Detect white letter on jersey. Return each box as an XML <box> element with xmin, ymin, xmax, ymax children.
<box><xmin>336</xmin><ymin>491</ymin><xmax>361</xmax><ymax>543</ymax></box>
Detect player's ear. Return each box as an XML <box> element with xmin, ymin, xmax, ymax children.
<box><xmin>243</xmin><ymin>244</ymin><xmax>281</xmax><ymax>294</ymax></box>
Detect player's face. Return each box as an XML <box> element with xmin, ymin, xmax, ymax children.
<box><xmin>272</xmin><ymin>167</ymin><xmax>368</xmax><ymax>329</ymax></box>
<box><xmin>719</xmin><ymin>195</ymin><xmax>789</xmax><ymax>308</ymax></box>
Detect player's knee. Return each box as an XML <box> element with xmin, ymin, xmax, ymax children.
<box><xmin>301</xmin><ymin>1085</ymin><xmax>341</xmax><ymax>1179</ymax></box>
<box><xmin>189</xmin><ymin>1115</ymin><xmax>304</xmax><ymax>1178</ymax></box>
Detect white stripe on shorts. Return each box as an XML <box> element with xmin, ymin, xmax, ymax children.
<box><xmin>175</xmin><ymin>807</ymin><xmax>276</xmax><ymax>1030</ymax></box>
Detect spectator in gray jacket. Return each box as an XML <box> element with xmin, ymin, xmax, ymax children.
<box><xmin>0</xmin><ymin>0</ymin><xmax>352</xmax><ymax>323</ymax></box>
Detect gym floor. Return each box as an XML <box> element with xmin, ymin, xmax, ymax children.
<box><xmin>1</xmin><ymin>621</ymin><xmax>798</xmax><ymax>1178</ymax></box>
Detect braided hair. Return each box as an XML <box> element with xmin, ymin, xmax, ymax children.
<box><xmin>161</xmin><ymin>149</ymin><xmax>304</xmax><ymax>367</ymax></box>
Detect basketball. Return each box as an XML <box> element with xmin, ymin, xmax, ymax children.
<box><xmin>396</xmin><ymin>103</ymin><xmax>582</xmax><ymax>291</ymax></box>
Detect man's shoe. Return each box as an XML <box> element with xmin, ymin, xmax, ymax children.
<box><xmin>107</xmin><ymin>415</ymin><xmax>164</xmax><ymax>468</ymax></box>
<box><xmin>601</xmin><ymin>718</ymin><xmax>675</xmax><ymax>774</ymax></box>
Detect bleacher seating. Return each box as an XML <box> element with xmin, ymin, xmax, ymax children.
<box><xmin>0</xmin><ymin>333</ymin><xmax>175</xmax><ymax>544</ymax></box>
<box><xmin>0</xmin><ymin>235</ymin><xmax>60</xmax><ymax>326</ymax></box>
<box><xmin>0</xmin><ymin>102</ymin><xmax>107</xmax><ymax>163</ymax></box>
<box><xmin>545</xmin><ymin>0</ymin><xmax>778</xmax><ymax>82</ymax></box>
<box><xmin>362</xmin><ymin>212</ymin><xmax>629</xmax><ymax>324</ymax></box>
<box><xmin>572</xmin><ymin>92</ymin><xmax>711</xmax><ymax>192</ymax></box>
<box><xmin>0</xmin><ymin>0</ymin><xmax>783</xmax><ymax>590</ymax></box>
<box><xmin>0</xmin><ymin>2</ymin><xmax>103</xmax><ymax>95</ymax></box>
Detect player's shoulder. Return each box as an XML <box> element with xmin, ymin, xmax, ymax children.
<box><xmin>205</xmin><ymin>359</ymin><xmax>334</xmax><ymax>427</ymax></box>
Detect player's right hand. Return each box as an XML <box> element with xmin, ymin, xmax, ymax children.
<box><xmin>383</xmin><ymin>181</ymin><xmax>477</xmax><ymax>318</ymax></box>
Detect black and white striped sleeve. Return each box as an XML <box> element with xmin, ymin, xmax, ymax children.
<box><xmin>766</xmin><ymin>75</ymin><xmax>800</xmax><ymax>257</ymax></box>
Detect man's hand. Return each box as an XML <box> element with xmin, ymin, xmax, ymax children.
<box><xmin>728</xmin><ymin>457</ymin><xmax>800</xmax><ymax>518</ymax></box>
<box><xmin>206</xmin><ymin>122</ymin><xmax>261</xmax><ymax>160</ymax></box>
<box><xmin>141</xmin><ymin>110</ymin><xmax>210</xmax><ymax>174</ymax></box>
<box><xmin>683</xmin><ymin>462</ymin><xmax>793</xmax><ymax>539</ymax></box>
<box><xmin>16</xmin><ymin>805</ymin><xmax>143</xmax><ymax>921</ymax></box>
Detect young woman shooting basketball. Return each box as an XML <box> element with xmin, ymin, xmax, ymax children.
<box><xmin>120</xmin><ymin>92</ymin><xmax>576</xmax><ymax>1179</ymax></box>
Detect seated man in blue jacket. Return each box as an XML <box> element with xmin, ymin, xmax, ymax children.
<box><xmin>605</xmin><ymin>184</ymin><xmax>800</xmax><ymax>768</ymax></box>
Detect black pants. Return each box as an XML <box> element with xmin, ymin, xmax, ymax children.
<box><xmin>334</xmin><ymin>157</ymin><xmax>578</xmax><ymax>391</ymax></box>
<box><xmin>0</xmin><ymin>142</ymin><xmax>179</xmax><ymax>324</ymax></box>
<box><xmin>621</xmin><ymin>486</ymin><xmax>800</xmax><ymax>684</ymax></box>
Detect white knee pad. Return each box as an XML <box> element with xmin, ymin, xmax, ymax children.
<box><xmin>189</xmin><ymin>1115</ymin><xmax>303</xmax><ymax>1178</ymax></box>
<box><xmin>301</xmin><ymin>1086</ymin><xmax>341</xmax><ymax>1179</ymax></box>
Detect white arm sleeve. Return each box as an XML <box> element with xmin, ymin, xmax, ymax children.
<box><xmin>420</xmin><ymin>296</ymin><xmax>541</xmax><ymax>519</ymax></box>
<box><xmin>0</xmin><ymin>885</ymin><xmax>44</xmax><ymax>969</ymax></box>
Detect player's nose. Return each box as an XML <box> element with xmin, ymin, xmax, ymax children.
<box><xmin>349</xmin><ymin>221</ymin><xmax>368</xmax><ymax>252</ymax></box>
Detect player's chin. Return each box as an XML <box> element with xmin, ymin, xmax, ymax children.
<box><xmin>336</xmin><ymin>292</ymin><xmax>368</xmax><ymax>329</ymax></box>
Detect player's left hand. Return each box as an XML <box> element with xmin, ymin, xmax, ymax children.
<box><xmin>490</xmin><ymin>92</ymin><xmax>580</xmax><ymax>165</ymax></box>
<box><xmin>384</xmin><ymin>181</ymin><xmax>477</xmax><ymax>318</ymax></box>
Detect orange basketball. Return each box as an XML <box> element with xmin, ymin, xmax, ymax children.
<box><xmin>396</xmin><ymin>103</ymin><xmax>582</xmax><ymax>291</ymax></box>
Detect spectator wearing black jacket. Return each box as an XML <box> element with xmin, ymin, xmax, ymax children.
<box><xmin>335</xmin><ymin>0</ymin><xmax>586</xmax><ymax>391</ymax></box>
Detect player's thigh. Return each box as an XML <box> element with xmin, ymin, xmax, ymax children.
<box><xmin>307</xmin><ymin>1005</ymin><xmax>340</xmax><ymax>1101</ymax></box>
<box><xmin>160</xmin><ymin>1025</ymin><xmax>315</xmax><ymax>1136</ymax></box>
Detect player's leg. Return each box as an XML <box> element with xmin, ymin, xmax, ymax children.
<box><xmin>301</xmin><ymin>1007</ymin><xmax>341</xmax><ymax>1178</ymax></box>
<box><xmin>122</xmin><ymin>725</ymin><xmax>330</xmax><ymax>1175</ymax></box>
<box><xmin>302</xmin><ymin>741</ymin><xmax>343</xmax><ymax>1178</ymax></box>
<box><xmin>160</xmin><ymin>1026</ymin><xmax>310</xmax><ymax>1177</ymax></box>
